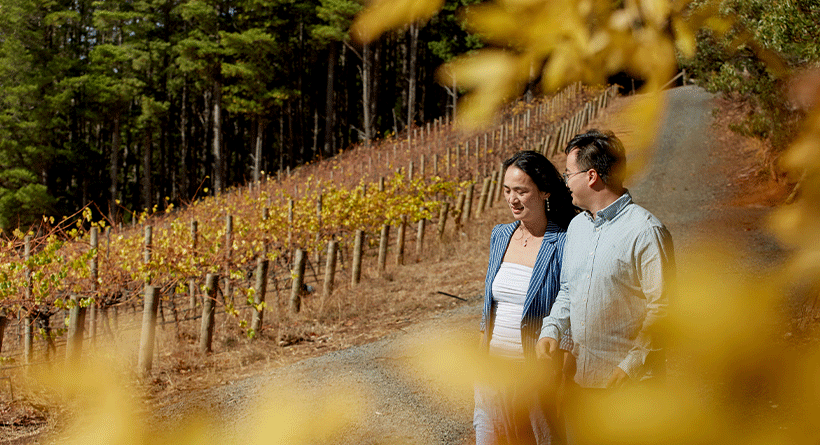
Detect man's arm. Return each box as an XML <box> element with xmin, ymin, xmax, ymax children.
<box><xmin>617</xmin><ymin>225</ymin><xmax>674</xmax><ymax>379</ymax></box>
<box><xmin>538</xmin><ymin>283</ymin><xmax>571</xmax><ymax>359</ymax></box>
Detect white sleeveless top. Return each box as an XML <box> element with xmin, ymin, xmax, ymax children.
<box><xmin>488</xmin><ymin>262</ymin><xmax>532</xmax><ymax>360</ymax></box>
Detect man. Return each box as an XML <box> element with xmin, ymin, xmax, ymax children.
<box><xmin>536</xmin><ymin>129</ymin><xmax>674</xmax><ymax>390</ymax></box>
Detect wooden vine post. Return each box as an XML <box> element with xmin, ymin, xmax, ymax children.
<box><xmin>477</xmin><ymin>177</ymin><xmax>492</xmax><ymax>216</ymax></box>
<box><xmin>437</xmin><ymin>202</ymin><xmax>450</xmax><ymax>240</ymax></box>
<box><xmin>314</xmin><ymin>195</ymin><xmax>323</xmax><ymax>265</ymax></box>
<box><xmin>463</xmin><ymin>182</ymin><xmax>475</xmax><ymax>222</ymax></box>
<box><xmin>200</xmin><ymin>274</ymin><xmax>217</xmax><ymax>354</ymax></box>
<box><xmin>289</xmin><ymin>249</ymin><xmax>306</xmax><ymax>313</ymax></box>
<box><xmin>456</xmin><ymin>143</ymin><xmax>461</xmax><ymax>172</ymax></box>
<box><xmin>144</xmin><ymin>225</ymin><xmax>152</xmax><ymax>272</ymax></box>
<box><xmin>454</xmin><ymin>193</ymin><xmax>466</xmax><ymax>232</ymax></box>
<box><xmin>378</xmin><ymin>224</ymin><xmax>390</xmax><ymax>271</ymax></box>
<box><xmin>488</xmin><ymin>170</ymin><xmax>499</xmax><ymax>208</ymax></box>
<box><xmin>251</xmin><ymin>206</ymin><xmax>270</xmax><ymax>335</ymax></box>
<box><xmin>0</xmin><ymin>316</ymin><xmax>7</xmax><ymax>357</ymax></box>
<box><xmin>66</xmin><ymin>292</ymin><xmax>86</xmax><ymax>364</ymax></box>
<box><xmin>497</xmin><ymin>163</ymin><xmax>506</xmax><ymax>201</ymax></box>
<box><xmin>224</xmin><ymin>214</ymin><xmax>233</xmax><ymax>304</ymax></box>
<box><xmin>351</xmin><ymin>230</ymin><xmax>364</xmax><ymax>286</ymax></box>
<box><xmin>23</xmin><ymin>235</ymin><xmax>33</xmax><ymax>365</ymax></box>
<box><xmin>89</xmin><ymin>227</ymin><xmax>99</xmax><ymax>345</ymax></box>
<box><xmin>395</xmin><ymin>215</ymin><xmax>407</xmax><ymax>266</ymax></box>
<box><xmin>189</xmin><ymin>221</ymin><xmax>198</xmax><ymax>310</ymax></box>
<box><xmin>138</xmin><ymin>285</ymin><xmax>160</xmax><ymax>376</ymax></box>
<box><xmin>250</xmin><ymin>256</ymin><xmax>269</xmax><ymax>335</ymax></box>
<box><xmin>475</xmin><ymin>137</ymin><xmax>480</xmax><ymax>176</ymax></box>
<box><xmin>322</xmin><ymin>240</ymin><xmax>338</xmax><ymax>300</ymax></box>
<box><xmin>287</xmin><ymin>199</ymin><xmax>294</xmax><ymax>256</ymax></box>
<box><xmin>415</xmin><ymin>218</ymin><xmax>425</xmax><ymax>256</ymax></box>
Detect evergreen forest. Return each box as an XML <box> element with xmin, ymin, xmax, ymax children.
<box><xmin>0</xmin><ymin>0</ymin><xmax>483</xmax><ymax>229</ymax></box>
<box><xmin>3</xmin><ymin>0</ymin><xmax>819</xmax><ymax>232</ymax></box>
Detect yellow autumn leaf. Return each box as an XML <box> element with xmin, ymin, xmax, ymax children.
<box><xmin>439</xmin><ymin>49</ymin><xmax>530</xmax><ymax>128</ymax></box>
<box><xmin>779</xmin><ymin>134</ymin><xmax>820</xmax><ymax>174</ymax></box>
<box><xmin>617</xmin><ymin>91</ymin><xmax>666</xmax><ymax>182</ymax></box>
<box><xmin>351</xmin><ymin>0</ymin><xmax>444</xmax><ymax>44</ymax></box>
<box><xmin>638</xmin><ymin>0</ymin><xmax>670</xmax><ymax>29</ymax></box>
<box><xmin>671</xmin><ymin>16</ymin><xmax>696</xmax><ymax>59</ymax></box>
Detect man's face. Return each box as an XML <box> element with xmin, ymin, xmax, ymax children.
<box><xmin>564</xmin><ymin>148</ymin><xmax>590</xmax><ymax>210</ymax></box>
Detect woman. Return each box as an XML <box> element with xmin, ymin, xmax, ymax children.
<box><xmin>474</xmin><ymin>150</ymin><xmax>576</xmax><ymax>445</ymax></box>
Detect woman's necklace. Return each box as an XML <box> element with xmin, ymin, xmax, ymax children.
<box><xmin>518</xmin><ymin>224</ymin><xmax>545</xmax><ymax>247</ymax></box>
<box><xmin>518</xmin><ymin>227</ymin><xmax>534</xmax><ymax>247</ymax></box>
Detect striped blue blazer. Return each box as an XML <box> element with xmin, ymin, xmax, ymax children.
<box><xmin>480</xmin><ymin>220</ymin><xmax>567</xmax><ymax>360</ymax></box>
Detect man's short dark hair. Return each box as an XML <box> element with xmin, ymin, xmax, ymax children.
<box><xmin>565</xmin><ymin>129</ymin><xmax>626</xmax><ymax>187</ymax></box>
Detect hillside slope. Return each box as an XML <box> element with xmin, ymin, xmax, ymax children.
<box><xmin>148</xmin><ymin>85</ymin><xmax>790</xmax><ymax>444</ymax></box>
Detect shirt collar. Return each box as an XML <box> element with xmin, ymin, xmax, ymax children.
<box><xmin>583</xmin><ymin>190</ymin><xmax>632</xmax><ymax>226</ymax></box>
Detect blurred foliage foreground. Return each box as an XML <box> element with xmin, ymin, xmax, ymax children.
<box><xmin>18</xmin><ymin>0</ymin><xmax>820</xmax><ymax>443</ymax></box>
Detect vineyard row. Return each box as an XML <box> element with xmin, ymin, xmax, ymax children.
<box><xmin>0</xmin><ymin>84</ymin><xmax>618</xmax><ymax>373</ymax></box>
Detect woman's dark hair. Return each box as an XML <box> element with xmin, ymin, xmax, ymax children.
<box><xmin>502</xmin><ymin>150</ymin><xmax>578</xmax><ymax>229</ymax></box>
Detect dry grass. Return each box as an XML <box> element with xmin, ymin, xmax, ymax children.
<box><xmin>0</xmin><ymin>199</ymin><xmax>511</xmax><ymax>425</ymax></box>
<box><xmin>138</xmin><ymin>201</ymin><xmax>511</xmax><ymax>406</ymax></box>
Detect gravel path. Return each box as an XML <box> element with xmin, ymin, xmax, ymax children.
<box><xmin>155</xmin><ymin>86</ymin><xmax>786</xmax><ymax>443</ymax></box>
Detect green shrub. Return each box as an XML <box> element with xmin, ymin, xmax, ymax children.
<box><xmin>680</xmin><ymin>0</ymin><xmax>820</xmax><ymax>162</ymax></box>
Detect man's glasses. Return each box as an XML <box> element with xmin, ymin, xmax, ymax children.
<box><xmin>562</xmin><ymin>169</ymin><xmax>590</xmax><ymax>183</ymax></box>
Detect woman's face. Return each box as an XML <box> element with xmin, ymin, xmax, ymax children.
<box><xmin>503</xmin><ymin>166</ymin><xmax>550</xmax><ymax>224</ymax></box>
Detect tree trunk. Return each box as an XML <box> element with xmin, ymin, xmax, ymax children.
<box><xmin>212</xmin><ymin>81</ymin><xmax>224</xmax><ymax>194</ymax></box>
<box><xmin>180</xmin><ymin>81</ymin><xmax>190</xmax><ymax>199</ymax></box>
<box><xmin>362</xmin><ymin>42</ymin><xmax>372</xmax><ymax>146</ymax></box>
<box><xmin>324</xmin><ymin>42</ymin><xmax>337</xmax><ymax>157</ymax></box>
<box><xmin>343</xmin><ymin>44</ymin><xmax>353</xmax><ymax>148</ymax></box>
<box><xmin>279</xmin><ymin>111</ymin><xmax>285</xmax><ymax>173</ymax></box>
<box><xmin>297</xmin><ymin>20</ymin><xmax>306</xmax><ymax>163</ymax></box>
<box><xmin>109</xmin><ymin>114</ymin><xmax>120</xmax><ymax>222</ymax></box>
<box><xmin>253</xmin><ymin>117</ymin><xmax>264</xmax><ymax>183</ymax></box>
<box><xmin>371</xmin><ymin>40</ymin><xmax>381</xmax><ymax>141</ymax></box>
<box><xmin>0</xmin><ymin>316</ymin><xmax>7</xmax><ymax>354</ymax></box>
<box><xmin>287</xmin><ymin>101</ymin><xmax>295</xmax><ymax>167</ymax></box>
<box><xmin>407</xmin><ymin>23</ymin><xmax>419</xmax><ymax>134</ymax></box>
<box><xmin>452</xmin><ymin>74</ymin><xmax>458</xmax><ymax>121</ymax></box>
<box><xmin>141</xmin><ymin>130</ymin><xmax>152</xmax><ymax>210</ymax></box>
<box><xmin>312</xmin><ymin>108</ymin><xmax>319</xmax><ymax>158</ymax></box>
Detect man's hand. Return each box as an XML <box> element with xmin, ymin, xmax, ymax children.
<box><xmin>535</xmin><ymin>337</ymin><xmax>559</xmax><ymax>361</ymax></box>
<box><xmin>605</xmin><ymin>366</ymin><xmax>629</xmax><ymax>389</ymax></box>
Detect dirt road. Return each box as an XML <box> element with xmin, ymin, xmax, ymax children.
<box><xmin>155</xmin><ymin>86</ymin><xmax>786</xmax><ymax>443</ymax></box>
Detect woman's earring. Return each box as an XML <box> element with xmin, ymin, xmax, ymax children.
<box><xmin>545</xmin><ymin>197</ymin><xmax>550</xmax><ymax>212</ymax></box>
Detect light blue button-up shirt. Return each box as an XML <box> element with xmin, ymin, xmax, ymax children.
<box><xmin>540</xmin><ymin>191</ymin><xmax>674</xmax><ymax>388</ymax></box>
